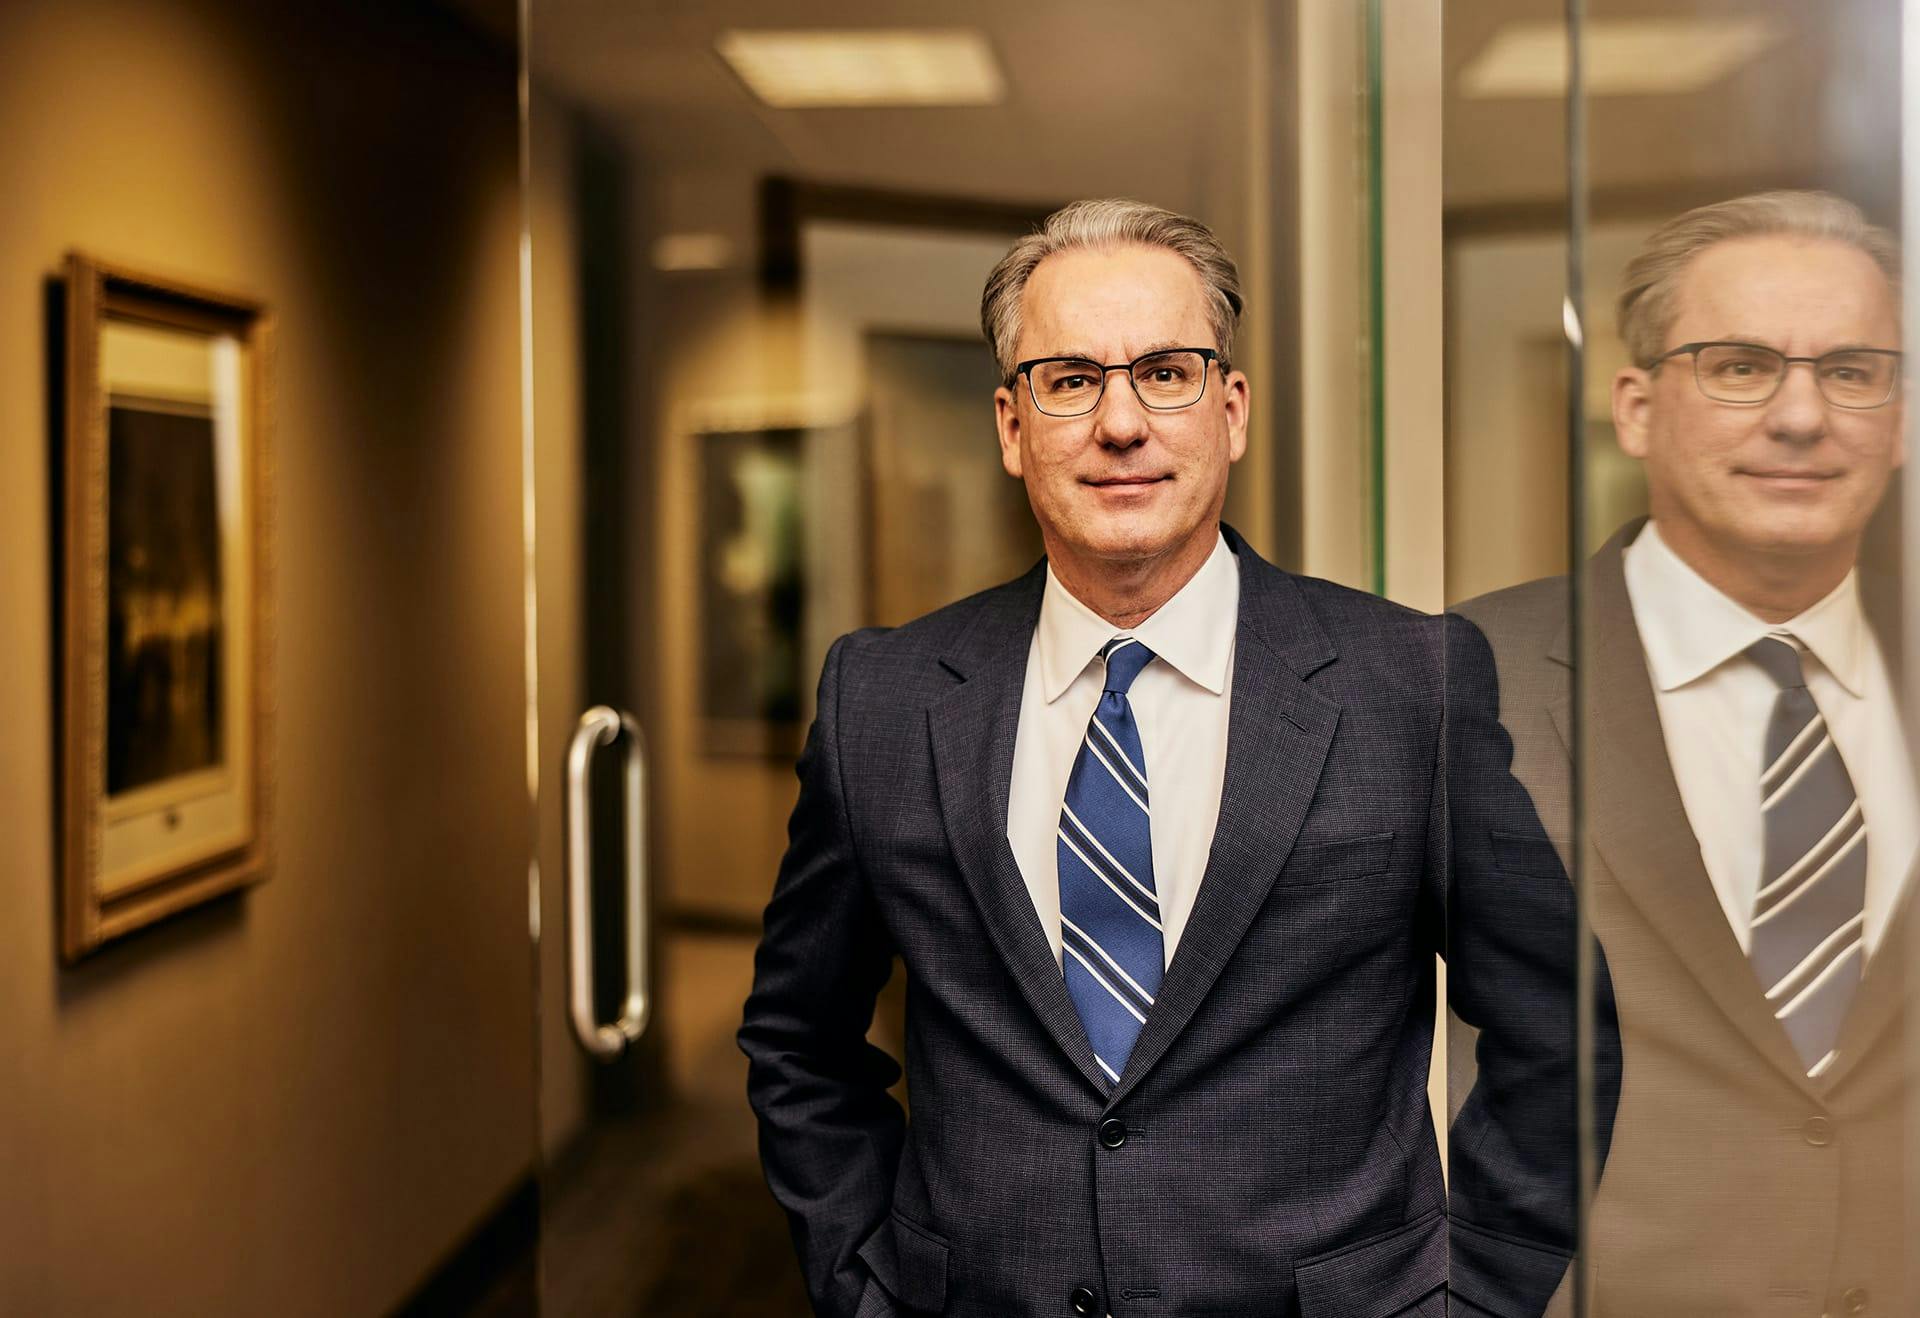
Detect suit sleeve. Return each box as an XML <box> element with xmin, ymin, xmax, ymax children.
<box><xmin>1439</xmin><ymin>611</ymin><xmax>1624</xmax><ymax>1318</ymax></box>
<box><xmin>738</xmin><ymin>633</ymin><xmax>906</xmax><ymax>1318</ymax></box>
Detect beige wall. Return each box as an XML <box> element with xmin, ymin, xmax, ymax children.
<box><xmin>0</xmin><ymin>2</ymin><xmax>550</xmax><ymax>1310</ymax></box>
<box><xmin>647</xmin><ymin>272</ymin><xmax>808</xmax><ymax>923</ymax></box>
<box><xmin>527</xmin><ymin>90</ymin><xmax>593</xmax><ymax>1161</ymax></box>
<box><xmin>1444</xmin><ymin>221</ymin><xmax>1652</xmax><ymax>604</ymax></box>
<box><xmin>1296</xmin><ymin>0</ymin><xmax>1373</xmax><ymax>590</ymax></box>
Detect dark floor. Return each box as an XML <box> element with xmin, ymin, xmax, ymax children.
<box><xmin>441</xmin><ymin>927</ymin><xmax>894</xmax><ymax>1316</ymax></box>
<box><xmin>537</xmin><ymin>928</ymin><xmax>819</xmax><ymax>1316</ymax></box>
<box><xmin>538</xmin><ymin>1103</ymin><xmax>812</xmax><ymax>1317</ymax></box>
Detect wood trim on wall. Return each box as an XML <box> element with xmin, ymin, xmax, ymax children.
<box><xmin>758</xmin><ymin>176</ymin><xmax>1057</xmax><ymax>290</ymax></box>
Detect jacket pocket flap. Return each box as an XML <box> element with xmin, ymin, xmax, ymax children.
<box><xmin>857</xmin><ymin>1211</ymin><xmax>949</xmax><ymax>1313</ymax></box>
<box><xmin>1489</xmin><ymin>829</ymin><xmax>1567</xmax><ymax>881</ymax></box>
<box><xmin>1293</xmin><ymin>1208</ymin><xmax>1446</xmax><ymax>1317</ymax></box>
<box><xmin>1447</xmin><ymin>1216</ymin><xmax>1574</xmax><ymax>1318</ymax></box>
<box><xmin>1287</xmin><ymin>831</ymin><xmax>1395</xmax><ymax>885</ymax></box>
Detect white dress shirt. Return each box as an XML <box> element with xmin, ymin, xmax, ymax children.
<box><xmin>1007</xmin><ymin>532</ymin><xmax>1239</xmax><ymax>969</ymax></box>
<box><xmin>1623</xmin><ymin>519</ymin><xmax>1918</xmax><ymax>956</ymax></box>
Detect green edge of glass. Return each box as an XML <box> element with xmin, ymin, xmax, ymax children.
<box><xmin>1365</xmin><ymin>0</ymin><xmax>1387</xmax><ymax>598</ymax></box>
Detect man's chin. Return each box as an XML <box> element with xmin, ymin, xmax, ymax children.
<box><xmin>1721</xmin><ymin>510</ymin><xmax>1863</xmax><ymax>561</ymax></box>
<box><xmin>1072</xmin><ymin>515</ymin><xmax>1195</xmax><ymax>564</ymax></box>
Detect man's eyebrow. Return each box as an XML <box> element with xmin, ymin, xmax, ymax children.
<box><xmin>1709</xmin><ymin>335</ymin><xmax>1892</xmax><ymax>354</ymax></box>
<box><xmin>1039</xmin><ymin>342</ymin><xmax>1195</xmax><ymax>362</ymax></box>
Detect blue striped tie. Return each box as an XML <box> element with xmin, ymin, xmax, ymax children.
<box><xmin>1058</xmin><ymin>636</ymin><xmax>1163</xmax><ymax>1088</ymax></box>
<box><xmin>1746</xmin><ymin>636</ymin><xmax>1868</xmax><ymax>1077</ymax></box>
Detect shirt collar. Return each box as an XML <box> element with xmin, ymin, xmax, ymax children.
<box><xmin>1038</xmin><ymin>531</ymin><xmax>1239</xmax><ymax>703</ymax></box>
<box><xmin>1624</xmin><ymin>519</ymin><xmax>1865</xmax><ymax>697</ymax></box>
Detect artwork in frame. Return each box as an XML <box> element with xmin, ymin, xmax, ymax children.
<box><xmin>60</xmin><ymin>254</ymin><xmax>274</xmax><ymax>960</ymax></box>
<box><xmin>861</xmin><ymin>330</ymin><xmax>1042</xmax><ymax>627</ymax></box>
<box><xmin>697</xmin><ymin>423</ymin><xmax>810</xmax><ymax>758</ymax></box>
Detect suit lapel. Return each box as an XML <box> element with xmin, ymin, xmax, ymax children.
<box><xmin>1819</xmin><ymin>852</ymin><xmax>1918</xmax><ymax>1089</ymax></box>
<box><xmin>926</xmin><ymin>564</ymin><xmax>1110</xmax><ymax>1094</ymax></box>
<box><xmin>1809</xmin><ymin>568</ymin><xmax>1910</xmax><ymax>1088</ymax></box>
<box><xmin>1575</xmin><ymin>528</ymin><xmax>1818</xmax><ymax>1096</ymax></box>
<box><xmin>1110</xmin><ymin>539</ymin><xmax>1340</xmax><ymax>1105</ymax></box>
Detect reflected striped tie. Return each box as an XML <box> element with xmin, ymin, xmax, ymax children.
<box><xmin>1057</xmin><ymin>636</ymin><xmax>1163</xmax><ymax>1089</ymax></box>
<box><xmin>1746</xmin><ymin>636</ymin><xmax>1868</xmax><ymax>1078</ymax></box>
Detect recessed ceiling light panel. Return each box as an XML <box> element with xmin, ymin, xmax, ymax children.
<box><xmin>1460</xmin><ymin>17</ymin><xmax>1786</xmax><ymax>99</ymax></box>
<box><xmin>715</xmin><ymin>29</ymin><xmax>1005</xmax><ymax>108</ymax></box>
<box><xmin>653</xmin><ymin>233</ymin><xmax>734</xmax><ymax>272</ymax></box>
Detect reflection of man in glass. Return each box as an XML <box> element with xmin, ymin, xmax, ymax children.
<box><xmin>740</xmin><ymin>199</ymin><xmax>1579</xmax><ymax>1317</ymax></box>
<box><xmin>1457</xmin><ymin>191</ymin><xmax>1915</xmax><ymax>1313</ymax></box>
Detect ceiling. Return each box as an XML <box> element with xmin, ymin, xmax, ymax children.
<box><xmin>1445</xmin><ymin>0</ymin><xmax>1901</xmax><ymax>219</ymax></box>
<box><xmin>514</xmin><ymin>0</ymin><xmax>1263</xmax><ymax>220</ymax></box>
<box><xmin>445</xmin><ymin>0</ymin><xmax>1902</xmax><ymax>235</ymax></box>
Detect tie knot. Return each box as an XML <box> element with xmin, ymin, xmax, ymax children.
<box><xmin>1100</xmin><ymin>636</ymin><xmax>1156</xmax><ymax>695</ymax></box>
<box><xmin>1747</xmin><ymin>636</ymin><xmax>1807</xmax><ymax>690</ymax></box>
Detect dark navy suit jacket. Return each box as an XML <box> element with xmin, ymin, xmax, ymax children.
<box><xmin>741</xmin><ymin>527</ymin><xmax>1597</xmax><ymax>1317</ymax></box>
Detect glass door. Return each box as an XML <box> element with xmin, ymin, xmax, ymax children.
<box><xmin>1568</xmin><ymin>1</ymin><xmax>1915</xmax><ymax>1313</ymax></box>
<box><xmin>517</xmin><ymin>2</ymin><xmax>1324</xmax><ymax>1311</ymax></box>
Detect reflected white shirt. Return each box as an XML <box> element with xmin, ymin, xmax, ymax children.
<box><xmin>1623</xmin><ymin>519</ymin><xmax>1917</xmax><ymax>956</ymax></box>
<box><xmin>1007</xmin><ymin>533</ymin><xmax>1238</xmax><ymax>969</ymax></box>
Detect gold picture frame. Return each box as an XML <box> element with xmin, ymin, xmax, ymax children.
<box><xmin>60</xmin><ymin>254</ymin><xmax>275</xmax><ymax>960</ymax></box>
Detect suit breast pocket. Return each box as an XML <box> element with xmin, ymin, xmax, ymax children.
<box><xmin>1488</xmin><ymin>828</ymin><xmax>1567</xmax><ymax>881</ymax></box>
<box><xmin>1285</xmin><ymin>830</ymin><xmax>1395</xmax><ymax>885</ymax></box>
<box><xmin>1266</xmin><ymin>831</ymin><xmax>1408</xmax><ymax>979</ymax></box>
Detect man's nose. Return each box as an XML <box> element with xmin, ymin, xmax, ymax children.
<box><xmin>1091</xmin><ymin>367</ymin><xmax>1150</xmax><ymax>447</ymax></box>
<box><xmin>1763</xmin><ymin>362</ymin><xmax>1829</xmax><ymax>445</ymax></box>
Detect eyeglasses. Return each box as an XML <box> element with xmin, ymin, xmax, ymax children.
<box><xmin>1648</xmin><ymin>341</ymin><xmax>1904</xmax><ymax>409</ymax></box>
<box><xmin>1014</xmin><ymin>348</ymin><xmax>1219</xmax><ymax>418</ymax></box>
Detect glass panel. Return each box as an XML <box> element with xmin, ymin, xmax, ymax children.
<box><xmin>514</xmin><ymin>2</ymin><xmax>1559</xmax><ymax>1318</ymax></box>
<box><xmin>1441</xmin><ymin>2</ymin><xmax>1588</xmax><ymax>1313</ymax></box>
<box><xmin>521</xmin><ymin>3</ymin><xmax>1302</xmax><ymax>1313</ymax></box>
<box><xmin>1575</xmin><ymin>0</ymin><xmax>1912</xmax><ymax>1312</ymax></box>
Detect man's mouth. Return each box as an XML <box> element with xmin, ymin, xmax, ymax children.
<box><xmin>1084</xmin><ymin>474</ymin><xmax>1169</xmax><ymax>487</ymax></box>
<box><xmin>1737</xmin><ymin>468</ymin><xmax>1842</xmax><ymax>486</ymax></box>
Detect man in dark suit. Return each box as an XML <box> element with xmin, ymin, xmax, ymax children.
<box><xmin>1457</xmin><ymin>190</ymin><xmax>1915</xmax><ymax>1314</ymax></box>
<box><xmin>741</xmin><ymin>199</ymin><xmax>1589</xmax><ymax>1317</ymax></box>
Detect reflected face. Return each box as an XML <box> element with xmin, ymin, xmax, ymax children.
<box><xmin>1614</xmin><ymin>235</ymin><xmax>1904</xmax><ymax>567</ymax></box>
<box><xmin>993</xmin><ymin>244</ymin><xmax>1248</xmax><ymax>570</ymax></box>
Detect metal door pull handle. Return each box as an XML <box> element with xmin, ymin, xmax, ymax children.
<box><xmin>565</xmin><ymin>706</ymin><xmax>650</xmax><ymax>1059</ymax></box>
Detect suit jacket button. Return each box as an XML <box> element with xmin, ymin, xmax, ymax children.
<box><xmin>1098</xmin><ymin>1118</ymin><xmax>1128</xmax><ymax>1149</ymax></box>
<box><xmin>1803</xmin><ymin>1115</ymin><xmax>1834</xmax><ymax>1146</ymax></box>
<box><xmin>1070</xmin><ymin>1285</ymin><xmax>1099</xmax><ymax>1315</ymax></box>
<box><xmin>1843</xmin><ymin>1286</ymin><xmax>1870</xmax><ymax>1313</ymax></box>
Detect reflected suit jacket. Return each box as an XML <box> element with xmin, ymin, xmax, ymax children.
<box><xmin>1456</xmin><ymin>521</ymin><xmax>1915</xmax><ymax>1316</ymax></box>
<box><xmin>742</xmin><ymin>526</ymin><xmax>1592</xmax><ymax>1318</ymax></box>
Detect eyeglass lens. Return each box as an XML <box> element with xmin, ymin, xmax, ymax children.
<box><xmin>1693</xmin><ymin>344</ymin><xmax>1898</xmax><ymax>408</ymax></box>
<box><xmin>1029</xmin><ymin>350</ymin><xmax>1209</xmax><ymax>416</ymax></box>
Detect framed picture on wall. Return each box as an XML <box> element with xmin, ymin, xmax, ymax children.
<box><xmin>60</xmin><ymin>254</ymin><xmax>275</xmax><ymax>961</ymax></box>
<box><xmin>696</xmin><ymin>423</ymin><xmax>810</xmax><ymax>758</ymax></box>
<box><xmin>861</xmin><ymin>329</ymin><xmax>1042</xmax><ymax>627</ymax></box>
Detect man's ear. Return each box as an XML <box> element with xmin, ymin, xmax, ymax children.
<box><xmin>1221</xmin><ymin>367</ymin><xmax>1250</xmax><ymax>464</ymax></box>
<box><xmin>994</xmin><ymin>385</ymin><xmax>1025</xmax><ymax>479</ymax></box>
<box><xmin>1613</xmin><ymin>366</ymin><xmax>1654</xmax><ymax>460</ymax></box>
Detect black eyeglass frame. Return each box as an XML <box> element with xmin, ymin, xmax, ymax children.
<box><xmin>1012</xmin><ymin>347</ymin><xmax>1222</xmax><ymax>417</ymax></box>
<box><xmin>1646</xmin><ymin>340</ymin><xmax>1905</xmax><ymax>410</ymax></box>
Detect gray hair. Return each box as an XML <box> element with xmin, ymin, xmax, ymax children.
<box><xmin>980</xmin><ymin>198</ymin><xmax>1244</xmax><ymax>383</ymax></box>
<box><xmin>1617</xmin><ymin>190</ymin><xmax>1901</xmax><ymax>367</ymax></box>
